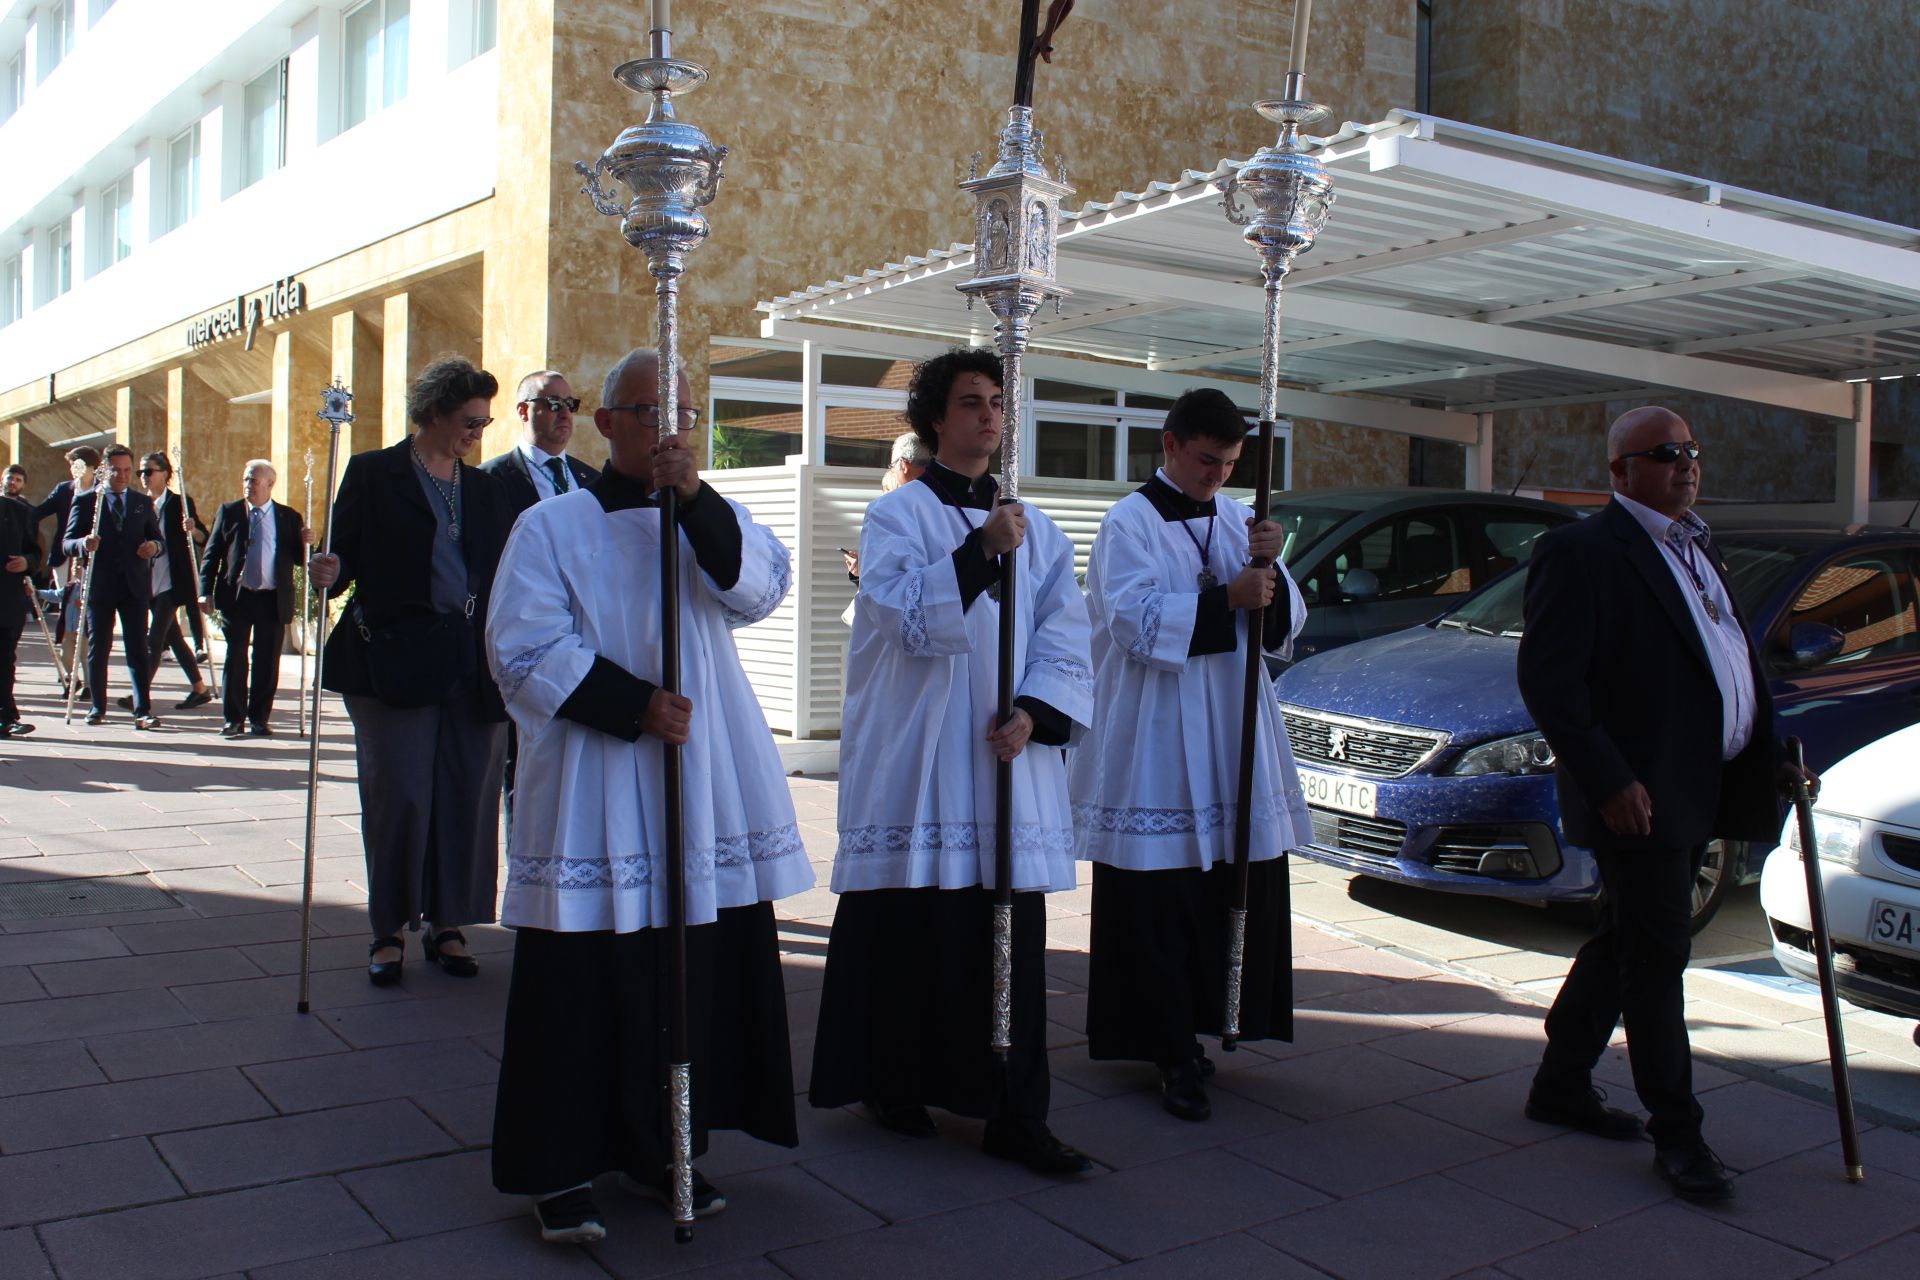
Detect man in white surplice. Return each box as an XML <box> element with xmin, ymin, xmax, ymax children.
<box><xmin>810</xmin><ymin>347</ymin><xmax>1096</xmax><ymax>1177</ymax></box>
<box><xmin>1072</xmin><ymin>387</ymin><xmax>1312</xmax><ymax>1125</ymax></box>
<box><xmin>483</xmin><ymin>349</ymin><xmax>812</xmax><ymax>1246</ymax></box>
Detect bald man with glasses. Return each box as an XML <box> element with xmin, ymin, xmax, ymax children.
<box><xmin>481</xmin><ymin>371</ymin><xmax>601</xmax><ymax>521</ymax></box>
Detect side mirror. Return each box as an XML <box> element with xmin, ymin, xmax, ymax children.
<box><xmin>1340</xmin><ymin>568</ymin><xmax>1381</xmax><ymax>603</ymax></box>
<box><xmin>1786</xmin><ymin>622</ymin><xmax>1845</xmax><ymax>668</ymax></box>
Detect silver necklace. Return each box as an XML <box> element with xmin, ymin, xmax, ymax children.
<box><xmin>411</xmin><ymin>441</ymin><xmax>461</xmax><ymax>542</ymax></box>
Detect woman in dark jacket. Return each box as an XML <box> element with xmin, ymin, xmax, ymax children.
<box><xmin>308</xmin><ymin>357</ymin><xmax>513</xmax><ymax>986</ymax></box>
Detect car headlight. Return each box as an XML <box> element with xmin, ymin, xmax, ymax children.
<box><xmin>1448</xmin><ymin>732</ymin><xmax>1557</xmax><ymax>777</ymax></box>
<box><xmin>1782</xmin><ymin>810</ymin><xmax>1862</xmax><ymax>867</ymax></box>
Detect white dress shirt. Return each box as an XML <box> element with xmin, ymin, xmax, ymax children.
<box><xmin>1614</xmin><ymin>493</ymin><xmax>1757</xmax><ymax>759</ymax></box>
<box><xmin>517</xmin><ymin>442</ymin><xmax>575</xmax><ymax>502</ymax></box>
<box><xmin>242</xmin><ymin>500</ymin><xmax>276</xmax><ymax>590</ymax></box>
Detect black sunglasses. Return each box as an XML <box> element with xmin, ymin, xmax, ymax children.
<box><xmin>1618</xmin><ymin>440</ymin><xmax>1701</xmax><ymax>465</ymax></box>
<box><xmin>525</xmin><ymin>396</ymin><xmax>582</xmax><ymax>413</ymax></box>
<box><xmin>138</xmin><ymin>467</ymin><xmax>167</xmax><ymax>477</ymax></box>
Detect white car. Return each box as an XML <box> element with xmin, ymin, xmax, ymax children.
<box><xmin>1761</xmin><ymin>722</ymin><xmax>1920</xmax><ymax>1020</ymax></box>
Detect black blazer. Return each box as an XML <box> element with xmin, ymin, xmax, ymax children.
<box><xmin>64</xmin><ymin>488</ymin><xmax>163</xmax><ymax>607</ymax></box>
<box><xmin>479</xmin><ymin>447</ymin><xmax>599</xmax><ymax>521</ymax></box>
<box><xmin>200</xmin><ymin>499</ymin><xmax>304</xmax><ymax>625</ymax></box>
<box><xmin>0</xmin><ymin>495</ymin><xmax>42</xmax><ymax>629</ymax></box>
<box><xmin>152</xmin><ymin>490</ymin><xmax>204</xmax><ymax>597</ymax></box>
<box><xmin>1516</xmin><ymin>500</ymin><xmax>1784</xmax><ymax>852</ymax></box>
<box><xmin>32</xmin><ymin>480</ymin><xmax>77</xmax><ymax>569</ymax></box>
<box><xmin>320</xmin><ymin>440</ymin><xmax>511</xmax><ymax>720</ymax></box>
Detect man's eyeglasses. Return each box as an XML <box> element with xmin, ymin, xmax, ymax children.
<box><xmin>605</xmin><ymin>404</ymin><xmax>703</xmax><ymax>429</ymax></box>
<box><xmin>1617</xmin><ymin>440</ymin><xmax>1701</xmax><ymax>465</ymax></box>
<box><xmin>525</xmin><ymin>396</ymin><xmax>582</xmax><ymax>413</ymax></box>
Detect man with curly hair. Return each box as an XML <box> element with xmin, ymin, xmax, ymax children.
<box><xmin>810</xmin><ymin>347</ymin><xmax>1097</xmax><ymax>1176</ymax></box>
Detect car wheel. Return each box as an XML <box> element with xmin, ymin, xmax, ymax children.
<box><xmin>1688</xmin><ymin>840</ymin><xmax>1732</xmax><ymax>935</ymax></box>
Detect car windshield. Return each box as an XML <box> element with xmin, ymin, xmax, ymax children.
<box><xmin>1271</xmin><ymin>499</ymin><xmax>1369</xmax><ymax>568</ymax></box>
<box><xmin>1434</xmin><ymin>540</ymin><xmax>1807</xmax><ymax>638</ymax></box>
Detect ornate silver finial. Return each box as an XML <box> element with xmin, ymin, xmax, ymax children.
<box><xmin>316</xmin><ymin>379</ymin><xmax>355</xmax><ymax>426</ymax></box>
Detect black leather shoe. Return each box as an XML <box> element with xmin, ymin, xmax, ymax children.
<box><xmin>1159</xmin><ymin>1060</ymin><xmax>1212</xmax><ymax>1123</ymax></box>
<box><xmin>248</xmin><ymin>723</ymin><xmax>273</xmax><ymax>737</ymax></box>
<box><xmin>982</xmin><ymin>1121</ymin><xmax>1094</xmax><ymax>1176</ymax></box>
<box><xmin>866</xmin><ymin>1100</ymin><xmax>938</xmax><ymax>1138</ymax></box>
<box><xmin>1525</xmin><ymin>1085</ymin><xmax>1646</xmax><ymax>1141</ymax></box>
<box><xmin>422</xmin><ymin>927</ymin><xmax>479</xmax><ymax>978</ymax></box>
<box><xmin>85</xmin><ymin>711</ymin><xmax>106</xmax><ymax>726</ymax></box>
<box><xmin>115</xmin><ymin>695</ymin><xmax>133</xmax><ymax>709</ymax></box>
<box><xmin>367</xmin><ymin>935</ymin><xmax>405</xmax><ymax>987</ymax></box>
<box><xmin>1196</xmin><ymin>1053</ymin><xmax>1216</xmax><ymax>1078</ymax></box>
<box><xmin>221</xmin><ymin>722</ymin><xmax>245</xmax><ymax>738</ymax></box>
<box><xmin>175</xmin><ymin>690</ymin><xmax>213</xmax><ymax>710</ymax></box>
<box><xmin>1</xmin><ymin>722</ymin><xmax>35</xmax><ymax>737</ymax></box>
<box><xmin>533</xmin><ymin>1187</ymin><xmax>606</xmax><ymax>1244</ymax></box>
<box><xmin>1655</xmin><ymin>1142</ymin><xmax>1734</xmax><ymax>1202</ymax></box>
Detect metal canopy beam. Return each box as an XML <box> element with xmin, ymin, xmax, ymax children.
<box><xmin>1313</xmin><ymin>361</ymin><xmax>1535</xmax><ymax>394</ymax></box>
<box><xmin>1281</xmin><ymin>217</ymin><xmax>1576</xmax><ymax>288</ymax></box>
<box><xmin>1479</xmin><ymin>267</ymin><xmax>1805</xmax><ymax>325</ymax></box>
<box><xmin>1666</xmin><ymin>311</ymin><xmax>1920</xmax><ymax>355</ymax></box>
<box><xmin>1062</xmin><ymin>258</ymin><xmax>1856</xmax><ymax>418</ymax></box>
<box><xmin>1149</xmin><ymin>332</ymin><xmax>1372</xmax><ymax>372</ymax></box>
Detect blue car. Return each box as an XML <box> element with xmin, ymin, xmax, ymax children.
<box><xmin>1274</xmin><ymin>524</ymin><xmax>1920</xmax><ymax>931</ymax></box>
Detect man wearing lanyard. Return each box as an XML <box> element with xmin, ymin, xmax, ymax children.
<box><xmin>200</xmin><ymin>460</ymin><xmax>308</xmax><ymax>737</ymax></box>
<box><xmin>1516</xmin><ymin>405</ymin><xmax>1819</xmax><ymax>1203</ymax></box>
<box><xmin>63</xmin><ymin>445</ymin><xmax>165</xmax><ymax>727</ymax></box>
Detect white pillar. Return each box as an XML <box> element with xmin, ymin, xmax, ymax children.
<box><xmin>1463</xmin><ymin>411</ymin><xmax>1494</xmax><ymax>490</ymax></box>
<box><xmin>1838</xmin><ymin>384</ymin><xmax>1871</xmax><ymax>526</ymax></box>
<box><xmin>206</xmin><ymin>82</ymin><xmax>244</xmax><ymax>202</ymax></box>
<box><xmin>800</xmin><ymin>338</ymin><xmax>822</xmax><ymax>465</ymax></box>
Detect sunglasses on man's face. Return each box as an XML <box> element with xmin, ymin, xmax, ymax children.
<box><xmin>1618</xmin><ymin>440</ymin><xmax>1702</xmax><ymax>465</ymax></box>
<box><xmin>138</xmin><ymin>468</ymin><xmax>165</xmax><ymax>477</ymax></box>
<box><xmin>526</xmin><ymin>396</ymin><xmax>581</xmax><ymax>413</ymax></box>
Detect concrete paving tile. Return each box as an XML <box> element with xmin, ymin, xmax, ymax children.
<box><xmin>799</xmin><ymin>1128</ymin><xmax>1064</xmax><ymax>1223</ymax></box>
<box><xmin>1690</xmin><ymin>1016</ymin><xmax>1843</xmax><ymax>1072</ymax></box>
<box><xmin>314</xmin><ymin>986</ymin><xmax>507</xmax><ymax>1049</ymax></box>
<box><xmin>1455</xmin><ymin>949</ymin><xmax>1579</xmax><ymax>985</ymax></box>
<box><xmin>1696</xmin><ymin>1079</ymin><xmax>1876</xmax><ymax>1173</ymax></box>
<box><xmin>1592</xmin><ymin>1041</ymin><xmax>1743</xmax><ymax>1094</ymax></box>
<box><xmin>1093</xmin><ymin>1233</ymin><xmax>1331</xmax><ymax>1280</ymax></box>
<box><xmin>86</xmin><ymin>1009</ymin><xmax>350</xmax><ymax>1080</ymax></box>
<box><xmin>252</xmin><ymin>1216</ymin><xmax>604</xmax><ymax>1279</ymax></box>
<box><xmin>0</xmin><ymin>926</ymin><xmax>128</xmax><ymax>967</ymax></box>
<box><xmin>1369</xmin><ymin>1011</ymin><xmax>1550</xmax><ymax>1081</ymax></box>
<box><xmin>1049</xmin><ymin>1079</ymin><xmax>1297</xmax><ymax>1171</ymax></box>
<box><xmin>1291</xmin><ymin>963</ymin><xmax>1391</xmax><ymax>1002</ymax></box>
<box><xmin>0</xmin><ymin>851</ymin><xmax>149</xmax><ymax>883</ymax></box>
<box><xmin>38</xmin><ymin>1176</ymin><xmax>389</xmax><ymax>1280</ymax></box>
<box><xmin>155</xmin><ymin>1097</ymin><xmax>456</xmax><ymax>1193</ymax></box>
<box><xmin>1021</xmin><ymin>1147</ymin><xmax>1326</xmax><ymax>1261</ymax></box>
<box><xmin>586</xmin><ymin>1164</ymin><xmax>883</xmax><ymax>1278</ymax></box>
<box><xmin>1497</xmin><ymin>1202</ymin><xmax>1823</xmax><ymax>1280</ymax></box>
<box><xmin>1809</xmin><ymin>1232</ymin><xmax>1920</xmax><ymax>1278</ymax></box>
<box><xmin>340</xmin><ymin>1149</ymin><xmax>518</xmax><ymax>1239</ymax></box>
<box><xmin>0</xmin><ymin>1226</ymin><xmax>53</xmax><ymax>1279</ymax></box>
<box><xmin>170</xmin><ymin>966</ymin><xmax>420</xmax><ymax>1021</ymax></box>
<box><xmin>701</xmin><ymin>1103</ymin><xmax>898</xmax><ymax>1182</ymax></box>
<box><xmin>0</xmin><ymin>1136</ymin><xmax>183</xmax><ymax>1228</ymax></box>
<box><xmin>112</xmin><ymin>908</ymin><xmax>311</xmax><ymax>954</ymax></box>
<box><xmin>1252</xmin><ymin>1173</ymin><xmax>1568</xmax><ymax>1280</ymax></box>
<box><xmin>1234</xmin><ymin>1005</ymin><xmax>1414</xmax><ymax>1061</ymax></box>
<box><xmin>30</xmin><ymin>945</ymin><xmax>263</xmax><ymax>996</ymax></box>
<box><xmin>1782</xmin><ymin>1048</ymin><xmax>1920</xmax><ymax>1120</ymax></box>
<box><xmin>1399</xmin><ymin>1067</ymin><xmax>1573</xmax><ymax>1147</ymax></box>
<box><xmin>1212</xmin><ymin>1042</ymin><xmax>1462</xmax><ymax>1121</ymax></box>
<box><xmin>1321</xmin><ymin>974</ymin><xmax>1525</xmax><ymax>1028</ymax></box>
<box><xmin>237</xmin><ymin>854</ymin><xmax>366</xmax><ymax>888</ymax></box>
<box><xmin>1048</xmin><ymin>1052</ymin><xmax>1159</xmax><ymax>1101</ymax></box>
<box><xmin>240</xmin><ymin>932</ymin><xmax>382</xmax><ymax>975</ymax></box>
<box><xmin>0</xmin><ymin>1039</ymin><xmax>107</xmax><ymax>1097</ymax></box>
<box><xmin>0</xmin><ymin>985</ymin><xmax>192</xmax><ymax>1047</ymax></box>
<box><xmin>0</xmin><ymin>1066</ymin><xmax>273</xmax><ymax>1152</ymax></box>
<box><xmin>1230</xmin><ymin>1101</ymin><xmax>1508</xmax><ymax>1198</ymax></box>
<box><xmin>133</xmin><ymin>841</ymin><xmax>255</xmax><ymax>872</ymax></box>
<box><xmin>244</xmin><ymin>1039</ymin><xmax>501</xmax><ymax>1113</ymax></box>
<box><xmin>414</xmin><ymin>1081</ymin><xmax>497</xmax><ymax>1146</ymax></box>
<box><xmin>0</xmin><ymin>902</ymin><xmax>201</xmax><ymax>933</ymax></box>
<box><xmin>1315</xmin><ymin>944</ymin><xmax>1444</xmax><ymax>980</ymax></box>
<box><xmin>0</xmin><ymin>965</ymin><xmax>44</xmax><ymax>1004</ymax></box>
<box><xmin>772</xmin><ymin>1200</ymin><xmax>1113</xmax><ymax>1280</ymax></box>
<box><xmin>1830</xmin><ymin>1124</ymin><xmax>1920</xmax><ymax>1181</ymax></box>
<box><xmin>1686</xmin><ymin>1150</ymin><xmax>1920</xmax><ymax>1260</ymax></box>
<box><xmin>1446</xmin><ymin>1131</ymin><xmax>1671</xmax><ymax>1229</ymax></box>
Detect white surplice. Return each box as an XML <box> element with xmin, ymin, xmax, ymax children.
<box><xmin>1071</xmin><ymin>475</ymin><xmax>1314</xmax><ymax>871</ymax></box>
<box><xmin>835</xmin><ymin>478</ymin><xmax>1094</xmax><ymax>894</ymax></box>
<box><xmin>485</xmin><ymin>487</ymin><xmax>814</xmax><ymax>932</ymax></box>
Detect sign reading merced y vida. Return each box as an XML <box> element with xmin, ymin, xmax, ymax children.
<box><xmin>183</xmin><ymin>277</ymin><xmax>307</xmax><ymax>352</ymax></box>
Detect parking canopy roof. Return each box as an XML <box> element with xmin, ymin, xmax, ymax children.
<box><xmin>761</xmin><ymin>111</ymin><xmax>1920</xmax><ymax>443</ymax></box>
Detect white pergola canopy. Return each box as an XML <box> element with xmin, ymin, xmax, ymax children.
<box><xmin>762</xmin><ymin>112</ymin><xmax>1919</xmax><ymax>515</ymax></box>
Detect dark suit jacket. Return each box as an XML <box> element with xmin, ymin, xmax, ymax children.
<box><xmin>1516</xmin><ymin>500</ymin><xmax>1784</xmax><ymax>852</ymax></box>
<box><xmin>152</xmin><ymin>490</ymin><xmax>204</xmax><ymax>598</ymax></box>
<box><xmin>320</xmin><ymin>440</ymin><xmax>511</xmax><ymax>719</ymax></box>
<box><xmin>64</xmin><ymin>488</ymin><xmax>163</xmax><ymax>607</ymax></box>
<box><xmin>199</xmin><ymin>499</ymin><xmax>304</xmax><ymax>625</ymax></box>
<box><xmin>0</xmin><ymin>495</ymin><xmax>42</xmax><ymax>629</ymax></box>
<box><xmin>479</xmin><ymin>447</ymin><xmax>599</xmax><ymax>521</ymax></box>
<box><xmin>32</xmin><ymin>480</ymin><xmax>77</xmax><ymax>569</ymax></box>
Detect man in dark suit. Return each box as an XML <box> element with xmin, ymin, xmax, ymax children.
<box><xmin>1517</xmin><ymin>405</ymin><xmax>1818</xmax><ymax>1204</ymax></box>
<box><xmin>34</xmin><ymin>445</ymin><xmax>102</xmax><ymax>683</ymax></box>
<box><xmin>479</xmin><ymin>370</ymin><xmax>598</xmax><ymax>833</ymax></box>
<box><xmin>113</xmin><ymin>452</ymin><xmax>213</xmax><ymax>713</ymax></box>
<box><xmin>0</xmin><ymin>488</ymin><xmax>42</xmax><ymax>736</ymax></box>
<box><xmin>199</xmin><ymin>459</ymin><xmax>309</xmax><ymax>737</ymax></box>
<box><xmin>64</xmin><ymin>445</ymin><xmax>165</xmax><ymax>728</ymax></box>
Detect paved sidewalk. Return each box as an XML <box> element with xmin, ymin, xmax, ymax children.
<box><xmin>0</xmin><ymin>649</ymin><xmax>1915</xmax><ymax>1280</ymax></box>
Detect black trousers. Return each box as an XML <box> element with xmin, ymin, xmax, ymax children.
<box><xmin>221</xmin><ymin>588</ymin><xmax>283</xmax><ymax>728</ymax></box>
<box><xmin>86</xmin><ymin>591</ymin><xmax>150</xmax><ymax>716</ymax></box>
<box><xmin>0</xmin><ymin>620</ymin><xmax>19</xmax><ymax>722</ymax></box>
<box><xmin>143</xmin><ymin>589</ymin><xmax>201</xmax><ymax>688</ymax></box>
<box><xmin>1537</xmin><ymin>845</ymin><xmax>1706</xmax><ymax>1148</ymax></box>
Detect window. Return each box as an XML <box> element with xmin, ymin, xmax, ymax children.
<box><xmin>1775</xmin><ymin>552</ymin><xmax>1919</xmax><ymax>666</ymax></box>
<box><xmin>1</xmin><ymin>255</ymin><xmax>22</xmax><ymax>327</ymax></box>
<box><xmin>166</xmin><ymin>124</ymin><xmax>200</xmax><ymax>233</ymax></box>
<box><xmin>48</xmin><ymin>220</ymin><xmax>72</xmax><ymax>298</ymax></box>
<box><xmin>1313</xmin><ymin>513</ymin><xmax>1469</xmax><ymax>605</ymax></box>
<box><xmin>2</xmin><ymin>53</ymin><xmax>22</xmax><ymax>121</ymax></box>
<box><xmin>712</xmin><ymin>346</ymin><xmax>802</xmax><ymax>382</ymax></box>
<box><xmin>824</xmin><ymin>405</ymin><xmax>903</xmax><ymax>468</ymax></box>
<box><xmin>44</xmin><ymin>2</ymin><xmax>75</xmax><ymax>78</ymax></box>
<box><xmin>820</xmin><ymin>354</ymin><xmax>912</xmax><ymax>390</ymax></box>
<box><xmin>89</xmin><ymin>0</ymin><xmax>115</xmax><ymax>25</ymax></box>
<box><xmin>710</xmin><ymin>399</ymin><xmax>802</xmax><ymax>470</ymax></box>
<box><xmin>1035</xmin><ymin>418</ymin><xmax>1113</xmax><ymax>481</ymax></box>
<box><xmin>343</xmin><ymin>0</ymin><xmax>410</xmax><ymax>130</ymax></box>
<box><xmin>471</xmin><ymin>0</ymin><xmax>496</xmax><ymax>58</ymax></box>
<box><xmin>242</xmin><ymin>60</ymin><xmax>287</xmax><ymax>188</ymax></box>
<box><xmin>102</xmin><ymin>170</ymin><xmax>134</xmax><ymax>264</ymax></box>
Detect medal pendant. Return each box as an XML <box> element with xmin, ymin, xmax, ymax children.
<box><xmin>1704</xmin><ymin>596</ymin><xmax>1719</xmax><ymax>622</ymax></box>
<box><xmin>987</xmin><ymin>581</ymin><xmax>1001</xmax><ymax>603</ymax></box>
<box><xmin>449</xmin><ymin>522</ymin><xmax>459</xmax><ymax>542</ymax></box>
<box><xmin>1197</xmin><ymin>570</ymin><xmax>1218</xmax><ymax>589</ymax></box>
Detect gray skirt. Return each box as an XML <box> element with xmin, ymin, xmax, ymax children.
<box><xmin>344</xmin><ymin>693</ymin><xmax>507</xmax><ymax>939</ymax></box>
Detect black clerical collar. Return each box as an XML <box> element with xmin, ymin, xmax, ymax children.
<box><xmin>589</xmin><ymin>465</ymin><xmax>662</xmax><ymax>513</ymax></box>
<box><xmin>1140</xmin><ymin>472</ymin><xmax>1215</xmax><ymax>521</ymax></box>
<box><xmin>918</xmin><ymin>458</ymin><xmax>998</xmax><ymax>511</ymax></box>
